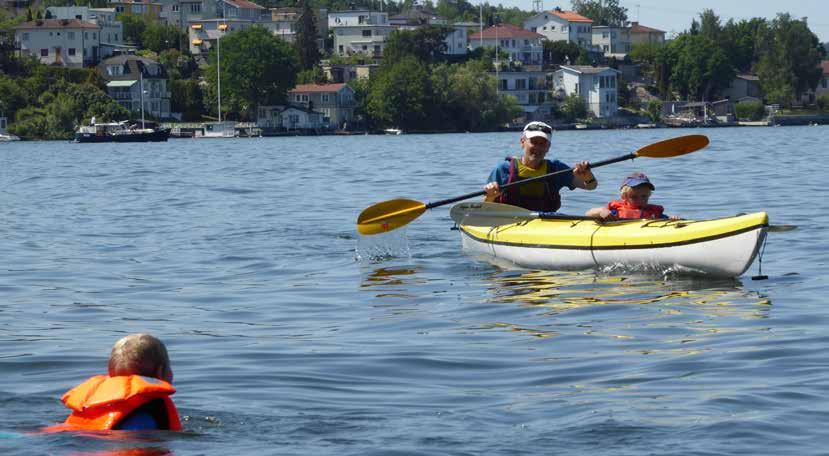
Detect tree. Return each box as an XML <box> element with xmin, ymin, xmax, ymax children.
<box><xmin>735</xmin><ymin>100</ymin><xmax>765</xmax><ymax>120</ymax></box>
<box><xmin>720</xmin><ymin>18</ymin><xmax>766</xmax><ymax>73</ymax></box>
<box><xmin>294</xmin><ymin>0</ymin><xmax>321</xmax><ymax>71</ymax></box>
<box><xmin>560</xmin><ymin>93</ymin><xmax>588</xmax><ymax>122</ymax></box>
<box><xmin>756</xmin><ymin>14</ymin><xmax>824</xmax><ymax>106</ymax></box>
<box><xmin>366</xmin><ymin>56</ymin><xmax>432</xmax><ymax>129</ymax></box>
<box><xmin>571</xmin><ymin>0</ymin><xmax>627</xmax><ymax>26</ymax></box>
<box><xmin>204</xmin><ymin>26</ymin><xmax>297</xmax><ymax>119</ymax></box>
<box><xmin>664</xmin><ymin>34</ymin><xmax>734</xmax><ymax>101</ymax></box>
<box><xmin>645</xmin><ymin>99</ymin><xmax>662</xmax><ymax>123</ymax></box>
<box><xmin>383</xmin><ymin>25</ymin><xmax>452</xmax><ymax>64</ymax></box>
<box><xmin>142</xmin><ymin>22</ymin><xmax>182</xmax><ymax>53</ymax></box>
<box><xmin>118</xmin><ymin>13</ymin><xmax>147</xmax><ymax>47</ymax></box>
<box><xmin>542</xmin><ymin>39</ymin><xmax>582</xmax><ymax>65</ymax></box>
<box><xmin>169</xmin><ymin>79</ymin><xmax>204</xmax><ymax>121</ymax></box>
<box><xmin>698</xmin><ymin>9</ymin><xmax>722</xmax><ymax>42</ymax></box>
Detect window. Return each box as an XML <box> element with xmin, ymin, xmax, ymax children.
<box><xmin>85</xmin><ymin>32</ymin><xmax>89</xmax><ymax>39</ymax></box>
<box><xmin>40</xmin><ymin>48</ymin><xmax>48</xmax><ymax>56</ymax></box>
<box><xmin>610</xmin><ymin>76</ymin><xmax>615</xmax><ymax>88</ymax></box>
<box><xmin>68</xmin><ymin>48</ymin><xmax>76</xmax><ymax>55</ymax></box>
<box><xmin>822</xmin><ymin>78</ymin><xmax>828</xmax><ymax>89</ymax></box>
<box><xmin>532</xmin><ymin>27</ymin><xmax>537</xmax><ymax>32</ymax></box>
<box><xmin>172</xmin><ymin>4</ymin><xmax>179</xmax><ymax>12</ymax></box>
<box><xmin>603</xmin><ymin>45</ymin><xmax>608</xmax><ymax>52</ymax></box>
<box><xmin>322</xmin><ymin>94</ymin><xmax>330</xmax><ymax>102</ymax></box>
<box><xmin>524</xmin><ymin>39</ymin><xmax>529</xmax><ymax>45</ymax></box>
<box><xmin>93</xmin><ymin>33</ymin><xmax>97</xmax><ymax>39</ymax></box>
<box><xmin>22</xmin><ymin>32</ymin><xmax>29</xmax><ymax>40</ymax></box>
<box><xmin>191</xmin><ymin>3</ymin><xmax>201</xmax><ymax>13</ymax></box>
<box><xmin>115</xmin><ymin>6</ymin><xmax>124</xmax><ymax>13</ymax></box>
<box><xmin>115</xmin><ymin>33</ymin><xmax>118</xmax><ymax>41</ymax></box>
<box><xmin>600</xmin><ymin>76</ymin><xmax>606</xmax><ymax>88</ymax></box>
<box><xmin>500</xmin><ymin>79</ymin><xmax>507</xmax><ymax>91</ymax></box>
<box><xmin>361</xmin><ymin>45</ymin><xmax>367</xmax><ymax>50</ymax></box>
<box><xmin>68</xmin><ymin>31</ymin><xmax>75</xmax><ymax>40</ymax></box>
<box><xmin>515</xmin><ymin>79</ymin><xmax>526</xmax><ymax>89</ymax></box>
<box><xmin>602</xmin><ymin>32</ymin><xmax>608</xmax><ymax>38</ymax></box>
<box><xmin>373</xmin><ymin>45</ymin><xmax>380</xmax><ymax>53</ymax></box>
<box><xmin>338</xmin><ymin>44</ymin><xmax>343</xmax><ymax>53</ymax></box>
<box><xmin>362</xmin><ymin>29</ymin><xmax>371</xmax><ymax>37</ymax></box>
<box><xmin>132</xmin><ymin>5</ymin><xmax>142</xmax><ymax>13</ymax></box>
<box><xmin>541</xmin><ymin>26</ymin><xmax>546</xmax><ymax>31</ymax></box>
<box><xmin>550</xmin><ymin>25</ymin><xmax>555</xmax><ymax>30</ymax></box>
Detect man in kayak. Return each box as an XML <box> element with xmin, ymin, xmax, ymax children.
<box><xmin>586</xmin><ymin>172</ymin><xmax>676</xmax><ymax>220</ymax></box>
<box><xmin>484</xmin><ymin>121</ymin><xmax>597</xmax><ymax>212</ymax></box>
<box><xmin>43</xmin><ymin>334</ymin><xmax>182</xmax><ymax>432</ymax></box>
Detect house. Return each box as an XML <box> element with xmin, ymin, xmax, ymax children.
<box><xmin>14</xmin><ymin>19</ymin><xmax>101</xmax><ymax>68</ymax></box>
<box><xmin>721</xmin><ymin>74</ymin><xmax>762</xmax><ymax>101</ymax></box>
<box><xmin>160</xmin><ymin>0</ymin><xmax>207</xmax><ymax>33</ymax></box>
<box><xmin>262</xmin><ymin>7</ymin><xmax>328</xmax><ymax>46</ymax></box>
<box><xmin>288</xmin><ymin>83</ymin><xmax>356</xmax><ymax>129</ymax></box>
<box><xmin>188</xmin><ymin>18</ymin><xmax>253</xmax><ymax>61</ymax></box>
<box><xmin>496</xmin><ymin>69</ymin><xmax>554</xmax><ymax>120</ymax></box>
<box><xmin>817</xmin><ymin>61</ymin><xmax>829</xmax><ymax>97</ymax></box>
<box><xmin>46</xmin><ymin>6</ymin><xmax>126</xmax><ymax>60</ymax></box>
<box><xmin>216</xmin><ymin>0</ymin><xmax>267</xmax><ymax>22</ymax></box>
<box><xmin>591</xmin><ymin>25</ymin><xmax>630</xmax><ymax>58</ymax></box>
<box><xmin>469</xmin><ymin>24</ymin><xmax>543</xmax><ymax>65</ymax></box>
<box><xmin>97</xmin><ymin>54</ymin><xmax>171</xmax><ymax>118</ymax></box>
<box><xmin>629</xmin><ymin>22</ymin><xmax>665</xmax><ymax>45</ymax></box>
<box><xmin>388</xmin><ymin>5</ymin><xmax>470</xmax><ymax>56</ymax></box>
<box><xmin>553</xmin><ymin>65</ymin><xmax>620</xmax><ymax>118</ymax></box>
<box><xmin>321</xmin><ymin>62</ymin><xmax>378</xmax><ymax>83</ymax></box>
<box><xmin>523</xmin><ymin>8</ymin><xmax>593</xmax><ymax>49</ymax></box>
<box><xmin>257</xmin><ymin>104</ymin><xmax>323</xmax><ymax>131</ymax></box>
<box><xmin>329</xmin><ymin>10</ymin><xmax>393</xmax><ymax>57</ymax></box>
<box><xmin>108</xmin><ymin>0</ymin><xmax>164</xmax><ymax>20</ymax></box>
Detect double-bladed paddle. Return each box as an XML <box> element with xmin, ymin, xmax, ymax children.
<box><xmin>357</xmin><ymin>134</ymin><xmax>710</xmax><ymax>235</ymax></box>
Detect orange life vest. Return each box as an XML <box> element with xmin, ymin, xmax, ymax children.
<box><xmin>607</xmin><ymin>199</ymin><xmax>666</xmax><ymax>219</ymax></box>
<box><xmin>42</xmin><ymin>375</ymin><xmax>181</xmax><ymax>432</ymax></box>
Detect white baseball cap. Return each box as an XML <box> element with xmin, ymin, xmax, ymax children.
<box><xmin>523</xmin><ymin>121</ymin><xmax>552</xmax><ymax>142</ymax></box>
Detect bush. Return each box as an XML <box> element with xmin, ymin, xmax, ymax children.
<box><xmin>735</xmin><ymin>101</ymin><xmax>766</xmax><ymax>121</ymax></box>
<box><xmin>560</xmin><ymin>94</ymin><xmax>588</xmax><ymax>122</ymax></box>
<box><xmin>817</xmin><ymin>93</ymin><xmax>829</xmax><ymax>112</ymax></box>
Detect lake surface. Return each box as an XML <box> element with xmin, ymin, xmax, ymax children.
<box><xmin>0</xmin><ymin>126</ymin><xmax>827</xmax><ymax>455</ymax></box>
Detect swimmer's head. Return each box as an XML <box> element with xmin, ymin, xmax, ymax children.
<box><xmin>108</xmin><ymin>334</ymin><xmax>173</xmax><ymax>383</ymax></box>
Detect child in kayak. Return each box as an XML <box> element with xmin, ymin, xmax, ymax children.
<box><xmin>44</xmin><ymin>334</ymin><xmax>181</xmax><ymax>432</ymax></box>
<box><xmin>586</xmin><ymin>172</ymin><xmax>677</xmax><ymax>220</ymax></box>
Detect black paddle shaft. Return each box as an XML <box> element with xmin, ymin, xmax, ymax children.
<box><xmin>425</xmin><ymin>153</ymin><xmax>637</xmax><ymax>210</ymax></box>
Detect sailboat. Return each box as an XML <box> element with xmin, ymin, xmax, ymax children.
<box><xmin>196</xmin><ymin>19</ymin><xmax>237</xmax><ymax>138</ymax></box>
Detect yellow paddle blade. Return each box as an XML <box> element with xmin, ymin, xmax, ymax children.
<box><xmin>635</xmin><ymin>134</ymin><xmax>709</xmax><ymax>158</ymax></box>
<box><xmin>357</xmin><ymin>198</ymin><xmax>427</xmax><ymax>235</ymax></box>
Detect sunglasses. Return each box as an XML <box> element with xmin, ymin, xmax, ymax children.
<box><xmin>524</xmin><ymin>123</ymin><xmax>552</xmax><ymax>134</ymax></box>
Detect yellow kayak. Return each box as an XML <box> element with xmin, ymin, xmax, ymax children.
<box><xmin>457</xmin><ymin>210</ymin><xmax>768</xmax><ymax>277</ymax></box>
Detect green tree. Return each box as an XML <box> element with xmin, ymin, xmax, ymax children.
<box><xmin>159</xmin><ymin>49</ymin><xmax>197</xmax><ymax>80</ymax></box>
<box><xmin>735</xmin><ymin>100</ymin><xmax>765</xmax><ymax>120</ymax></box>
<box><xmin>142</xmin><ymin>22</ymin><xmax>182</xmax><ymax>53</ymax></box>
<box><xmin>383</xmin><ymin>25</ymin><xmax>452</xmax><ymax>64</ymax></box>
<box><xmin>118</xmin><ymin>12</ymin><xmax>147</xmax><ymax>47</ymax></box>
<box><xmin>698</xmin><ymin>9</ymin><xmax>722</xmax><ymax>42</ymax></box>
<box><xmin>366</xmin><ymin>56</ymin><xmax>431</xmax><ymax>129</ymax></box>
<box><xmin>560</xmin><ymin>93</ymin><xmax>587</xmax><ymax>122</ymax></box>
<box><xmin>645</xmin><ymin>99</ymin><xmax>662</xmax><ymax>123</ymax></box>
<box><xmin>571</xmin><ymin>0</ymin><xmax>627</xmax><ymax>26</ymax></box>
<box><xmin>817</xmin><ymin>93</ymin><xmax>829</xmax><ymax>111</ymax></box>
<box><xmin>204</xmin><ymin>26</ymin><xmax>297</xmax><ymax>119</ymax></box>
<box><xmin>294</xmin><ymin>0</ymin><xmax>321</xmax><ymax>71</ymax></box>
<box><xmin>542</xmin><ymin>39</ymin><xmax>582</xmax><ymax>64</ymax></box>
<box><xmin>756</xmin><ymin>14</ymin><xmax>824</xmax><ymax>106</ymax></box>
<box><xmin>665</xmin><ymin>34</ymin><xmax>734</xmax><ymax>101</ymax></box>
<box><xmin>720</xmin><ymin>18</ymin><xmax>766</xmax><ymax>73</ymax></box>
<box><xmin>169</xmin><ymin>79</ymin><xmax>204</xmax><ymax>121</ymax></box>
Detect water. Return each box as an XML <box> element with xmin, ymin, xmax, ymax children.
<box><xmin>0</xmin><ymin>126</ymin><xmax>827</xmax><ymax>455</ymax></box>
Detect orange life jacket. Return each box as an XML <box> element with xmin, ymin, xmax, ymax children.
<box><xmin>607</xmin><ymin>199</ymin><xmax>666</xmax><ymax>219</ymax></box>
<box><xmin>42</xmin><ymin>375</ymin><xmax>182</xmax><ymax>432</ymax></box>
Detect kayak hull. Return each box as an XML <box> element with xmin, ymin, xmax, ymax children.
<box><xmin>459</xmin><ymin>213</ymin><xmax>768</xmax><ymax>277</ymax></box>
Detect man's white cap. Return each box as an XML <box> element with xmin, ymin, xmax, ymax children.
<box><xmin>523</xmin><ymin>121</ymin><xmax>552</xmax><ymax>142</ymax></box>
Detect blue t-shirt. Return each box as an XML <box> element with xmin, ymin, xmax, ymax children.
<box><xmin>116</xmin><ymin>410</ymin><xmax>159</xmax><ymax>431</ymax></box>
<box><xmin>487</xmin><ymin>158</ymin><xmax>576</xmax><ymax>193</ymax></box>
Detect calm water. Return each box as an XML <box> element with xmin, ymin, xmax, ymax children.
<box><xmin>0</xmin><ymin>126</ymin><xmax>827</xmax><ymax>455</ymax></box>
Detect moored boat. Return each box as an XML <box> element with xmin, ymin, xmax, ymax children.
<box><xmin>456</xmin><ymin>210</ymin><xmax>768</xmax><ymax>278</ymax></box>
<box><xmin>74</xmin><ymin>121</ymin><xmax>170</xmax><ymax>143</ymax></box>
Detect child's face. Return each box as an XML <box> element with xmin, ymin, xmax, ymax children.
<box><xmin>624</xmin><ymin>185</ymin><xmax>652</xmax><ymax>208</ymax></box>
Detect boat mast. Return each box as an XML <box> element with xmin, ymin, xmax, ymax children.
<box><xmin>139</xmin><ymin>68</ymin><xmax>145</xmax><ymax>129</ymax></box>
<box><xmin>217</xmin><ymin>4</ymin><xmax>224</xmax><ymax>124</ymax></box>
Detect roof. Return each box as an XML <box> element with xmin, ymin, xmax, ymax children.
<box><xmin>736</xmin><ymin>74</ymin><xmax>760</xmax><ymax>81</ymax></box>
<box><xmin>282</xmin><ymin>104</ymin><xmax>322</xmax><ymax>114</ymax></box>
<box><xmin>106</xmin><ymin>80</ymin><xmax>137</xmax><ymax>87</ymax></box>
<box><xmin>290</xmin><ymin>83</ymin><xmax>349</xmax><ymax>93</ymax></box>
<box><xmin>630</xmin><ymin>22</ymin><xmax>664</xmax><ymax>34</ymax></box>
<box><xmin>821</xmin><ymin>60</ymin><xmax>829</xmax><ymax>75</ymax></box>
<box><xmin>469</xmin><ymin>23</ymin><xmax>544</xmax><ymax>40</ymax></box>
<box><xmin>559</xmin><ymin>65</ymin><xmax>619</xmax><ymax>75</ymax></box>
<box><xmin>13</xmin><ymin>19</ymin><xmax>100</xmax><ymax>30</ymax></box>
<box><xmin>549</xmin><ymin>10</ymin><xmax>592</xmax><ymax>23</ymax></box>
<box><xmin>222</xmin><ymin>0</ymin><xmax>265</xmax><ymax>10</ymax></box>
<box><xmin>97</xmin><ymin>54</ymin><xmax>168</xmax><ymax>81</ymax></box>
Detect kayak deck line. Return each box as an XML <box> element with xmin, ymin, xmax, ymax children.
<box><xmin>459</xmin><ymin>221</ymin><xmax>768</xmax><ymax>251</ymax></box>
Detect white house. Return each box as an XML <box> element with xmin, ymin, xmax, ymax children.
<box><xmin>14</xmin><ymin>19</ymin><xmax>101</xmax><ymax>68</ymax></box>
<box><xmin>496</xmin><ymin>69</ymin><xmax>554</xmax><ymax>120</ymax></box>
<box><xmin>257</xmin><ymin>105</ymin><xmax>323</xmax><ymax>131</ymax></box>
<box><xmin>98</xmin><ymin>54</ymin><xmax>171</xmax><ymax>119</ymax></box>
<box><xmin>553</xmin><ymin>65</ymin><xmax>620</xmax><ymax>118</ymax></box>
<box><xmin>328</xmin><ymin>10</ymin><xmax>393</xmax><ymax>57</ymax></box>
<box><xmin>523</xmin><ymin>8</ymin><xmax>593</xmax><ymax>49</ymax></box>
<box><xmin>217</xmin><ymin>0</ymin><xmax>267</xmax><ymax>21</ymax></box>
<box><xmin>288</xmin><ymin>83</ymin><xmax>355</xmax><ymax>129</ymax></box>
<box><xmin>817</xmin><ymin>61</ymin><xmax>829</xmax><ymax>98</ymax></box>
<box><xmin>591</xmin><ymin>25</ymin><xmax>630</xmax><ymax>58</ymax></box>
<box><xmin>46</xmin><ymin>6</ymin><xmax>126</xmax><ymax>59</ymax></box>
<box><xmin>389</xmin><ymin>6</ymin><xmax>470</xmax><ymax>56</ymax></box>
<box><xmin>469</xmin><ymin>24</ymin><xmax>543</xmax><ymax>65</ymax></box>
